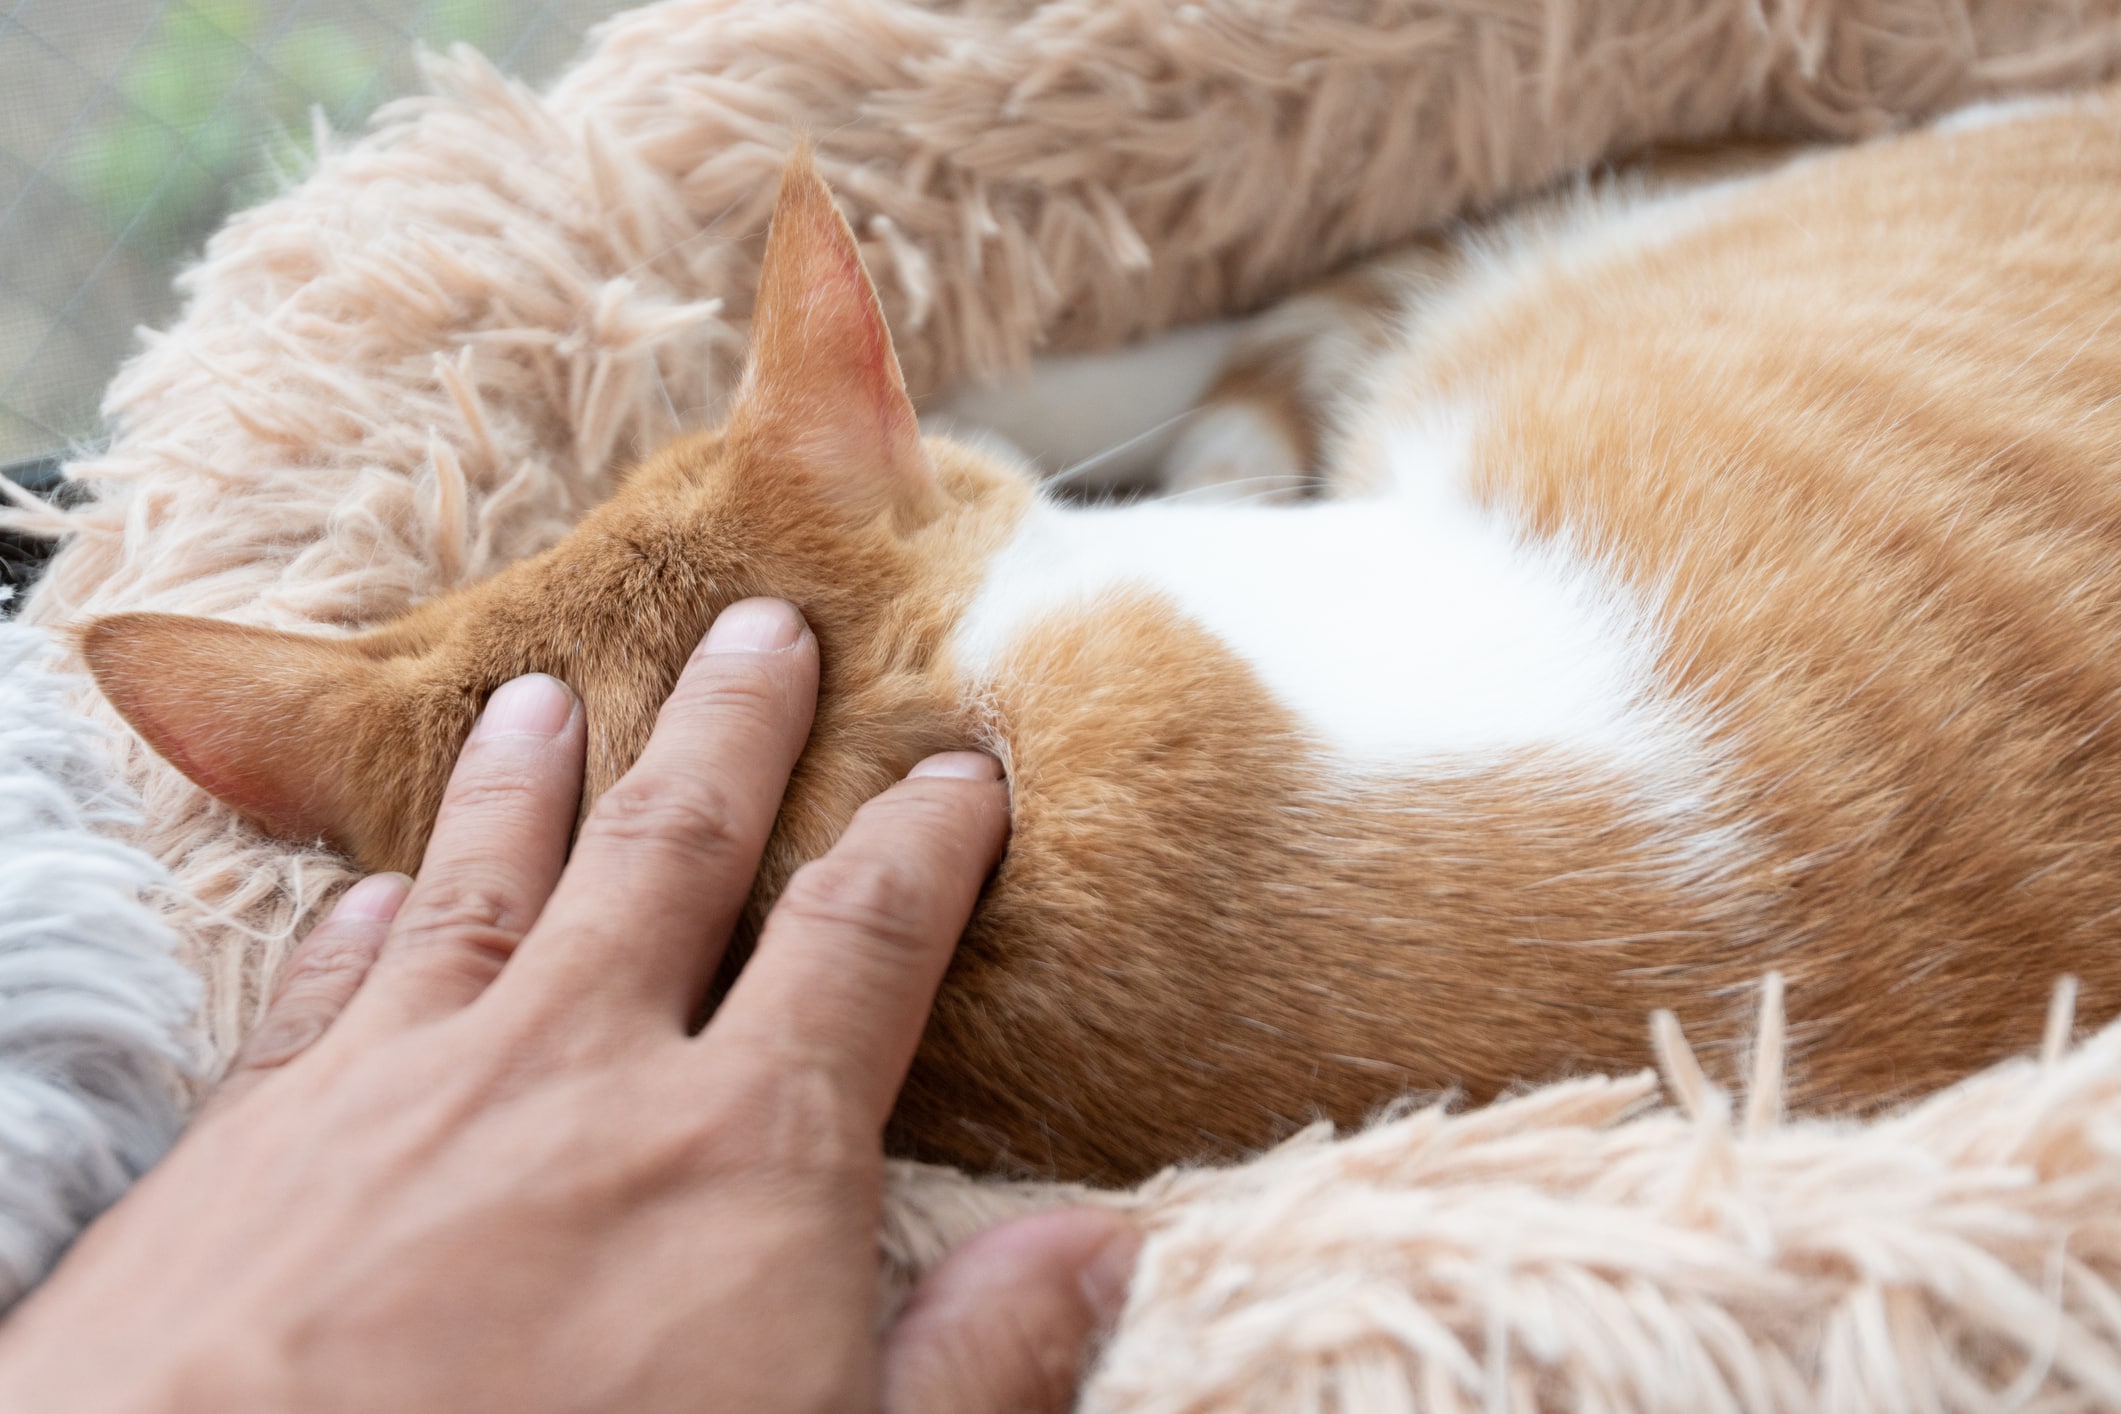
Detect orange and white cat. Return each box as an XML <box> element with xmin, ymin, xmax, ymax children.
<box><xmin>85</xmin><ymin>90</ymin><xmax>2121</xmax><ymax>1183</ymax></box>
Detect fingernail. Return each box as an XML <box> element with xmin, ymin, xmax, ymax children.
<box><xmin>704</xmin><ymin>598</ymin><xmax>805</xmax><ymax>654</ymax></box>
<box><xmin>332</xmin><ymin>872</ymin><xmax>412</xmax><ymax>924</ymax></box>
<box><xmin>908</xmin><ymin>751</ymin><xmax>1004</xmax><ymax>782</ymax></box>
<box><xmin>474</xmin><ymin>674</ymin><xmax>576</xmax><ymax>739</ymax></box>
<box><xmin>1079</xmin><ymin>1220</ymin><xmax>1142</xmax><ymax>1327</ymax></box>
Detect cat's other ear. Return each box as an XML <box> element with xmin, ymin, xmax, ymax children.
<box><xmin>80</xmin><ymin>613</ymin><xmax>386</xmax><ymax>853</ymax></box>
<box><xmin>729</xmin><ymin>144</ymin><xmax>933</xmax><ymax>515</ymax></box>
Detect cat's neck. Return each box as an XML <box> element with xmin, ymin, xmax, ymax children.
<box><xmin>948</xmin><ymin>471</ymin><xmax>1671</xmax><ymax>768</ymax></box>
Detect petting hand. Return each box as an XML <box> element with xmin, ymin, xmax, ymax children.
<box><xmin>0</xmin><ymin>598</ymin><xmax>1137</xmax><ymax>1413</ymax></box>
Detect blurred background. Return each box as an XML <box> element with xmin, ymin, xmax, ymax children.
<box><xmin>0</xmin><ymin>0</ymin><xmax>635</xmax><ymax>479</ymax></box>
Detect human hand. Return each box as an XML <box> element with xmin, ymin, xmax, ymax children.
<box><xmin>0</xmin><ymin>598</ymin><xmax>1137</xmax><ymax>1413</ymax></box>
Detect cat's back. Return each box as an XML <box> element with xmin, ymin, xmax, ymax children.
<box><xmin>897</xmin><ymin>96</ymin><xmax>2121</xmax><ymax>1181</ymax></box>
<box><xmin>1373</xmin><ymin>88</ymin><xmax>2121</xmax><ymax>1099</ymax></box>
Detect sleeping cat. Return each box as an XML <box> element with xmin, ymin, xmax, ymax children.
<box><xmin>84</xmin><ymin>90</ymin><xmax>2121</xmax><ymax>1184</ymax></box>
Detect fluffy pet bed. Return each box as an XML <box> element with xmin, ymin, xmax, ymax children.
<box><xmin>0</xmin><ymin>626</ymin><xmax>195</xmax><ymax>1312</ymax></box>
<box><xmin>15</xmin><ymin>0</ymin><xmax>2121</xmax><ymax>1404</ymax></box>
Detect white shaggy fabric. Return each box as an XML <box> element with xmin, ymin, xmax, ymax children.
<box><xmin>0</xmin><ymin>627</ymin><xmax>197</xmax><ymax>1311</ymax></box>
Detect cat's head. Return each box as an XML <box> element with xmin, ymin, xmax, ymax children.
<box><xmin>81</xmin><ymin>149</ymin><xmax>1033</xmax><ymax>877</ymax></box>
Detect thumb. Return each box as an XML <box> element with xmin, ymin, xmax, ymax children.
<box><xmin>882</xmin><ymin>1207</ymin><xmax>1141</xmax><ymax>1414</ymax></box>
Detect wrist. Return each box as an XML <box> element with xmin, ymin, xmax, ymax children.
<box><xmin>0</xmin><ymin>1309</ymin><xmax>279</xmax><ymax>1414</ymax></box>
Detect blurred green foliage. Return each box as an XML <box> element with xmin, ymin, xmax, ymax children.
<box><xmin>65</xmin><ymin>0</ymin><xmax>508</xmax><ymax>254</ymax></box>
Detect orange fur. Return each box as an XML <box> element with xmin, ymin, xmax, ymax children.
<box><xmin>83</xmin><ymin>103</ymin><xmax>2121</xmax><ymax>1183</ymax></box>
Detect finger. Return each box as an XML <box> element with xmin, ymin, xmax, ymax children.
<box><xmin>205</xmin><ymin>872</ymin><xmax>411</xmax><ymax>1114</ymax></box>
<box><xmin>498</xmin><ymin>599</ymin><xmax>818</xmax><ymax>1023</ymax></box>
<box><xmin>702</xmin><ymin>751</ymin><xmax>1008</xmax><ymax>1129</ymax></box>
<box><xmin>339</xmin><ymin>673</ymin><xmax>584</xmax><ymax>1036</ymax></box>
<box><xmin>882</xmin><ymin>1208</ymin><xmax>1140</xmax><ymax>1414</ymax></box>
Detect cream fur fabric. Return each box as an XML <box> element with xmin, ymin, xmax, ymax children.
<box><xmin>16</xmin><ymin>0</ymin><xmax>2121</xmax><ymax>1404</ymax></box>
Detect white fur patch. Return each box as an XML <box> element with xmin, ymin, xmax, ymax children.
<box><xmin>953</xmin><ymin>417</ymin><xmax>1676</xmax><ymax>766</ymax></box>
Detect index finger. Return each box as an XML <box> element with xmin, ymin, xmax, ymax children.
<box><xmin>493</xmin><ymin>599</ymin><xmax>818</xmax><ymax>1024</ymax></box>
<box><xmin>700</xmin><ymin>752</ymin><xmax>1009</xmax><ymax>1130</ymax></box>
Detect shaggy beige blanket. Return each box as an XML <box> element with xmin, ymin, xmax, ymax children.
<box><xmin>17</xmin><ymin>0</ymin><xmax>2121</xmax><ymax>1406</ymax></box>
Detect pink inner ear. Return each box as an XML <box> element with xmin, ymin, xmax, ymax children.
<box><xmin>82</xmin><ymin>614</ymin><xmax>357</xmax><ymax>842</ymax></box>
<box><xmin>735</xmin><ymin>151</ymin><xmax>928</xmax><ymax>495</ymax></box>
<box><xmin>831</xmin><ymin>257</ymin><xmax>912</xmax><ymax>438</ymax></box>
<box><xmin>121</xmin><ymin>683</ymin><xmax>326</xmax><ymax>837</ymax></box>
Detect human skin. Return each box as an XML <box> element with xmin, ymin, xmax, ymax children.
<box><xmin>0</xmin><ymin>597</ymin><xmax>1138</xmax><ymax>1413</ymax></box>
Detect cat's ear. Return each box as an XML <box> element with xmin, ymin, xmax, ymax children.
<box><xmin>729</xmin><ymin>145</ymin><xmax>932</xmax><ymax>514</ymax></box>
<box><xmin>80</xmin><ymin>613</ymin><xmax>383</xmax><ymax>849</ymax></box>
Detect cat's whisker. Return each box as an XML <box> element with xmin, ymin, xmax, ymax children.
<box><xmin>1045</xmin><ymin>408</ymin><xmax>1202</xmax><ymax>490</ymax></box>
<box><xmin>1155</xmin><ymin>474</ymin><xmax>1315</xmax><ymax>507</ymax></box>
<box><xmin>621</xmin><ymin>193</ymin><xmax>749</xmax><ymax>282</ymax></box>
<box><xmin>652</xmin><ymin>357</ymin><xmax>682</xmax><ymax>437</ymax></box>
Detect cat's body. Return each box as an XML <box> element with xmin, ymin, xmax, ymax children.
<box><xmin>87</xmin><ymin>90</ymin><xmax>2121</xmax><ymax>1182</ymax></box>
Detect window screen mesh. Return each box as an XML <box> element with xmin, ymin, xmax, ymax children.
<box><xmin>0</xmin><ymin>0</ymin><xmax>632</xmax><ymax>469</ymax></box>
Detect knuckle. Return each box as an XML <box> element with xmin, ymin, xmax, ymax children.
<box><xmin>390</xmin><ymin>879</ymin><xmax>527</xmax><ymax>974</ymax></box>
<box><xmin>386</xmin><ymin>927</ymin><xmax>517</xmax><ymax>998</ymax></box>
<box><xmin>234</xmin><ymin>1004</ymin><xmax>333</xmax><ymax>1073</ymax></box>
<box><xmin>440</xmin><ymin>746</ymin><xmax>555</xmax><ymax>814</ymax></box>
<box><xmin>400</xmin><ymin>876</ymin><xmax>519</xmax><ymax>939</ymax></box>
<box><xmin>237</xmin><ymin>931</ymin><xmax>383</xmax><ymax>1070</ymax></box>
<box><xmin>589</xmin><ymin>777</ymin><xmax>744</xmax><ymax>860</ymax></box>
<box><xmin>675</xmin><ymin>660</ymin><xmax>792</xmax><ymax>727</ymax></box>
<box><xmin>863</xmin><ymin>785</ymin><xmax>980</xmax><ymax>838</ymax></box>
<box><xmin>777</xmin><ymin>854</ymin><xmax>931</xmax><ymax>952</ymax></box>
<box><xmin>281</xmin><ymin>924</ymin><xmax>383</xmax><ymax>989</ymax></box>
